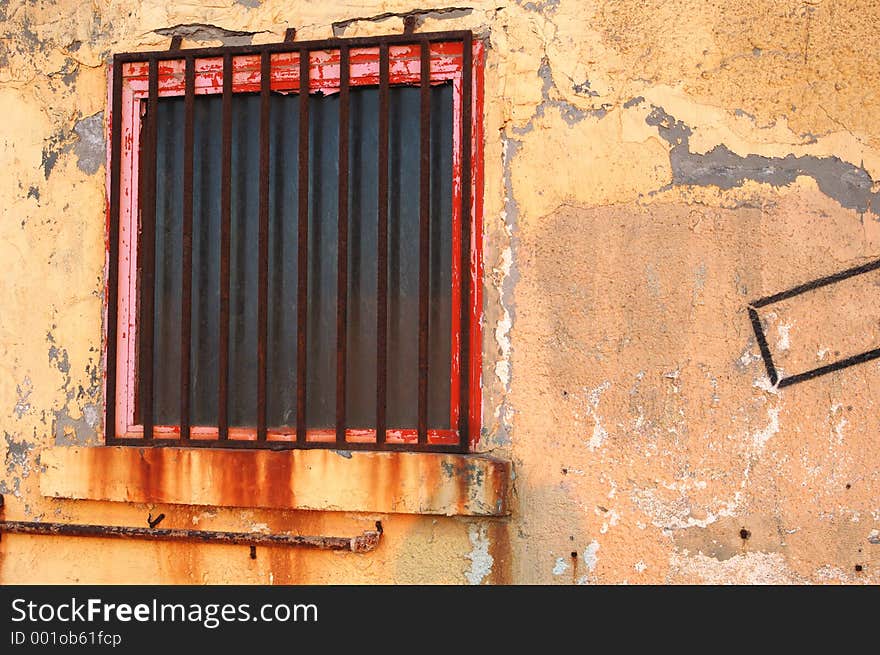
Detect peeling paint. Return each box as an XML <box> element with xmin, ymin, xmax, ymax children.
<box><xmin>153</xmin><ymin>24</ymin><xmax>264</xmax><ymax>46</ymax></box>
<box><xmin>490</xmin><ymin>132</ymin><xmax>523</xmax><ymax>447</ymax></box>
<box><xmin>776</xmin><ymin>321</ymin><xmax>793</xmax><ymax>352</ymax></box>
<box><xmin>669</xmin><ymin>551</ymin><xmax>804</xmax><ymax>584</ymax></box>
<box><xmin>513</xmin><ymin>56</ymin><xmax>607</xmax><ymax>136</ymax></box>
<box><xmin>72</xmin><ymin>112</ymin><xmax>105</xmax><ymax>175</ymax></box>
<box><xmin>552</xmin><ymin>556</ymin><xmax>569</xmax><ymax>575</ymax></box>
<box><xmin>751</xmin><ymin>407</ymin><xmax>780</xmax><ymax>452</ymax></box>
<box><xmin>5</xmin><ymin>431</ymin><xmax>34</xmax><ymax>475</ymax></box>
<box><xmin>464</xmin><ymin>523</ymin><xmax>494</xmax><ymax>584</ymax></box>
<box><xmin>14</xmin><ymin>377</ymin><xmax>33</xmax><ymax>419</ymax></box>
<box><xmin>584</xmin><ymin>382</ymin><xmax>610</xmax><ymax>451</ymax></box>
<box><xmin>54</xmin><ymin>406</ymin><xmax>99</xmax><ymax>446</ymax></box>
<box><xmin>632</xmin><ymin>486</ymin><xmax>741</xmax><ymax>531</ymax></box>
<box><xmin>647</xmin><ymin>105</ymin><xmax>880</xmax><ymax>213</ymax></box>
<box><xmin>331</xmin><ymin>7</ymin><xmax>474</xmax><ymax>37</ymax></box>
<box><xmin>575</xmin><ymin>540</ymin><xmax>600</xmax><ymax>584</ymax></box>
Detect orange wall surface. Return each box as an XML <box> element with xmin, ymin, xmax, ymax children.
<box><xmin>1</xmin><ymin>0</ymin><xmax>879</xmax><ymax>584</ymax></box>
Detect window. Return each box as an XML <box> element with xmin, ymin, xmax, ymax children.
<box><xmin>104</xmin><ymin>32</ymin><xmax>483</xmax><ymax>452</ymax></box>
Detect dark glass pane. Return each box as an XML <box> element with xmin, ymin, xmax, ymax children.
<box><xmin>386</xmin><ymin>87</ymin><xmax>421</xmax><ymax>428</ymax></box>
<box><xmin>148</xmin><ymin>81</ymin><xmax>453</xmax><ymax>433</ymax></box>
<box><xmin>267</xmin><ymin>96</ymin><xmax>299</xmax><ymax>428</ymax></box>
<box><xmin>428</xmin><ymin>83</ymin><xmax>453</xmax><ymax>428</ymax></box>
<box><xmin>346</xmin><ymin>87</ymin><xmax>378</xmax><ymax>428</ymax></box>
<box><xmin>191</xmin><ymin>95</ymin><xmax>222</xmax><ymax>426</ymax></box>
<box><xmin>307</xmin><ymin>94</ymin><xmax>338</xmax><ymax>429</ymax></box>
<box><xmin>153</xmin><ymin>97</ymin><xmax>183</xmax><ymax>425</ymax></box>
<box><xmin>228</xmin><ymin>95</ymin><xmax>261</xmax><ymax>426</ymax></box>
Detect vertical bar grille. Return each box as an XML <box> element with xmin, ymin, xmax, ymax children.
<box><xmin>109</xmin><ymin>33</ymin><xmax>477</xmax><ymax>453</ymax></box>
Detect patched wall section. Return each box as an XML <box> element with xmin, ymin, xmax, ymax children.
<box><xmin>1</xmin><ymin>0</ymin><xmax>879</xmax><ymax>584</ymax></box>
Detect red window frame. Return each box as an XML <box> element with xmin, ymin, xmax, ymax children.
<box><xmin>104</xmin><ymin>38</ymin><xmax>485</xmax><ymax>449</ymax></box>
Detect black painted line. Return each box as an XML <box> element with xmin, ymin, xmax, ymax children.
<box><xmin>748</xmin><ymin>307</ymin><xmax>779</xmax><ymax>386</ymax></box>
<box><xmin>751</xmin><ymin>257</ymin><xmax>880</xmax><ymax>309</ymax></box>
<box><xmin>776</xmin><ymin>348</ymin><xmax>880</xmax><ymax>388</ymax></box>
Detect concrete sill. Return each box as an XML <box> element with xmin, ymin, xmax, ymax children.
<box><xmin>40</xmin><ymin>446</ymin><xmax>510</xmax><ymax>517</ymax></box>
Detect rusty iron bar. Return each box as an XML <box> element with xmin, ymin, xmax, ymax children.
<box><xmin>296</xmin><ymin>48</ymin><xmax>311</xmax><ymax>444</ymax></box>
<box><xmin>218</xmin><ymin>52</ymin><xmax>233</xmax><ymax>440</ymax></box>
<box><xmin>417</xmin><ymin>39</ymin><xmax>431</xmax><ymax>445</ymax></box>
<box><xmin>376</xmin><ymin>42</ymin><xmax>390</xmax><ymax>445</ymax></box>
<box><xmin>180</xmin><ymin>55</ymin><xmax>195</xmax><ymax>442</ymax></box>
<box><xmin>0</xmin><ymin>520</ymin><xmax>382</xmax><ymax>553</ymax></box>
<box><xmin>105</xmin><ymin>58</ymin><xmax>123</xmax><ymax>441</ymax></box>
<box><xmin>257</xmin><ymin>50</ymin><xmax>271</xmax><ymax>441</ymax></box>
<box><xmin>335</xmin><ymin>45</ymin><xmax>350</xmax><ymax>445</ymax></box>
<box><xmin>139</xmin><ymin>58</ymin><xmax>159</xmax><ymax>440</ymax></box>
<box><xmin>458</xmin><ymin>31</ymin><xmax>472</xmax><ymax>453</ymax></box>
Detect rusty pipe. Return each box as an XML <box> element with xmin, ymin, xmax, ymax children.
<box><xmin>0</xmin><ymin>510</ymin><xmax>382</xmax><ymax>553</ymax></box>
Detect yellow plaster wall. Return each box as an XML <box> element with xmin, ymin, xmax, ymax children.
<box><xmin>1</xmin><ymin>0</ymin><xmax>879</xmax><ymax>584</ymax></box>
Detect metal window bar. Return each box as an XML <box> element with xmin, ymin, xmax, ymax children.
<box><xmin>139</xmin><ymin>58</ymin><xmax>159</xmax><ymax>441</ymax></box>
<box><xmin>418</xmin><ymin>40</ymin><xmax>431</xmax><ymax>445</ymax></box>
<box><xmin>257</xmin><ymin>50</ymin><xmax>271</xmax><ymax>442</ymax></box>
<box><xmin>376</xmin><ymin>42</ymin><xmax>390</xmax><ymax>445</ymax></box>
<box><xmin>458</xmin><ymin>31</ymin><xmax>473</xmax><ymax>453</ymax></box>
<box><xmin>336</xmin><ymin>45</ymin><xmax>350</xmax><ymax>445</ymax></box>
<box><xmin>297</xmin><ymin>48</ymin><xmax>310</xmax><ymax>445</ymax></box>
<box><xmin>180</xmin><ymin>55</ymin><xmax>195</xmax><ymax>442</ymax></box>
<box><xmin>106</xmin><ymin>32</ymin><xmax>475</xmax><ymax>453</ymax></box>
<box><xmin>218</xmin><ymin>52</ymin><xmax>233</xmax><ymax>441</ymax></box>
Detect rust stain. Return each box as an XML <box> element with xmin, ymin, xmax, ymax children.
<box><xmin>487</xmin><ymin>519</ymin><xmax>511</xmax><ymax>584</ymax></box>
<box><xmin>45</xmin><ymin>447</ymin><xmax>509</xmax><ymax>516</ymax></box>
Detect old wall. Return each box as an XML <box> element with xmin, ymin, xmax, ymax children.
<box><xmin>1</xmin><ymin>0</ymin><xmax>878</xmax><ymax>584</ymax></box>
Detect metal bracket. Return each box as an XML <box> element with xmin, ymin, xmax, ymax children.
<box><xmin>0</xmin><ymin>495</ymin><xmax>382</xmax><ymax>553</ymax></box>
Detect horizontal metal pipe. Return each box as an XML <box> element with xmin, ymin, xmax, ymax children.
<box><xmin>114</xmin><ymin>31</ymin><xmax>474</xmax><ymax>62</ymax></box>
<box><xmin>0</xmin><ymin>519</ymin><xmax>382</xmax><ymax>553</ymax></box>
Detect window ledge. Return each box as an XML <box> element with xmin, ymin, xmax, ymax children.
<box><xmin>40</xmin><ymin>446</ymin><xmax>510</xmax><ymax>517</ymax></box>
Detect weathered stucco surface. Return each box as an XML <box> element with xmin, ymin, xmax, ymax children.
<box><xmin>1</xmin><ymin>0</ymin><xmax>879</xmax><ymax>583</ymax></box>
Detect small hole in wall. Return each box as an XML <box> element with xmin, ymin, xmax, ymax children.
<box><xmin>740</xmin><ymin>528</ymin><xmax>751</xmax><ymax>540</ymax></box>
<box><xmin>250</xmin><ymin>546</ymin><xmax>257</xmax><ymax>560</ymax></box>
<box><xmin>570</xmin><ymin>551</ymin><xmax>578</xmax><ymax>559</ymax></box>
<box><xmin>846</xmin><ymin>483</ymin><xmax>852</xmax><ymax>489</ymax></box>
<box><xmin>562</xmin><ymin>468</ymin><xmax>568</xmax><ymax>475</ymax></box>
<box><xmin>854</xmin><ymin>564</ymin><xmax>863</xmax><ymax>572</ymax></box>
<box><xmin>562</xmin><ymin>390</ymin><xmax>568</xmax><ymax>396</ymax></box>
